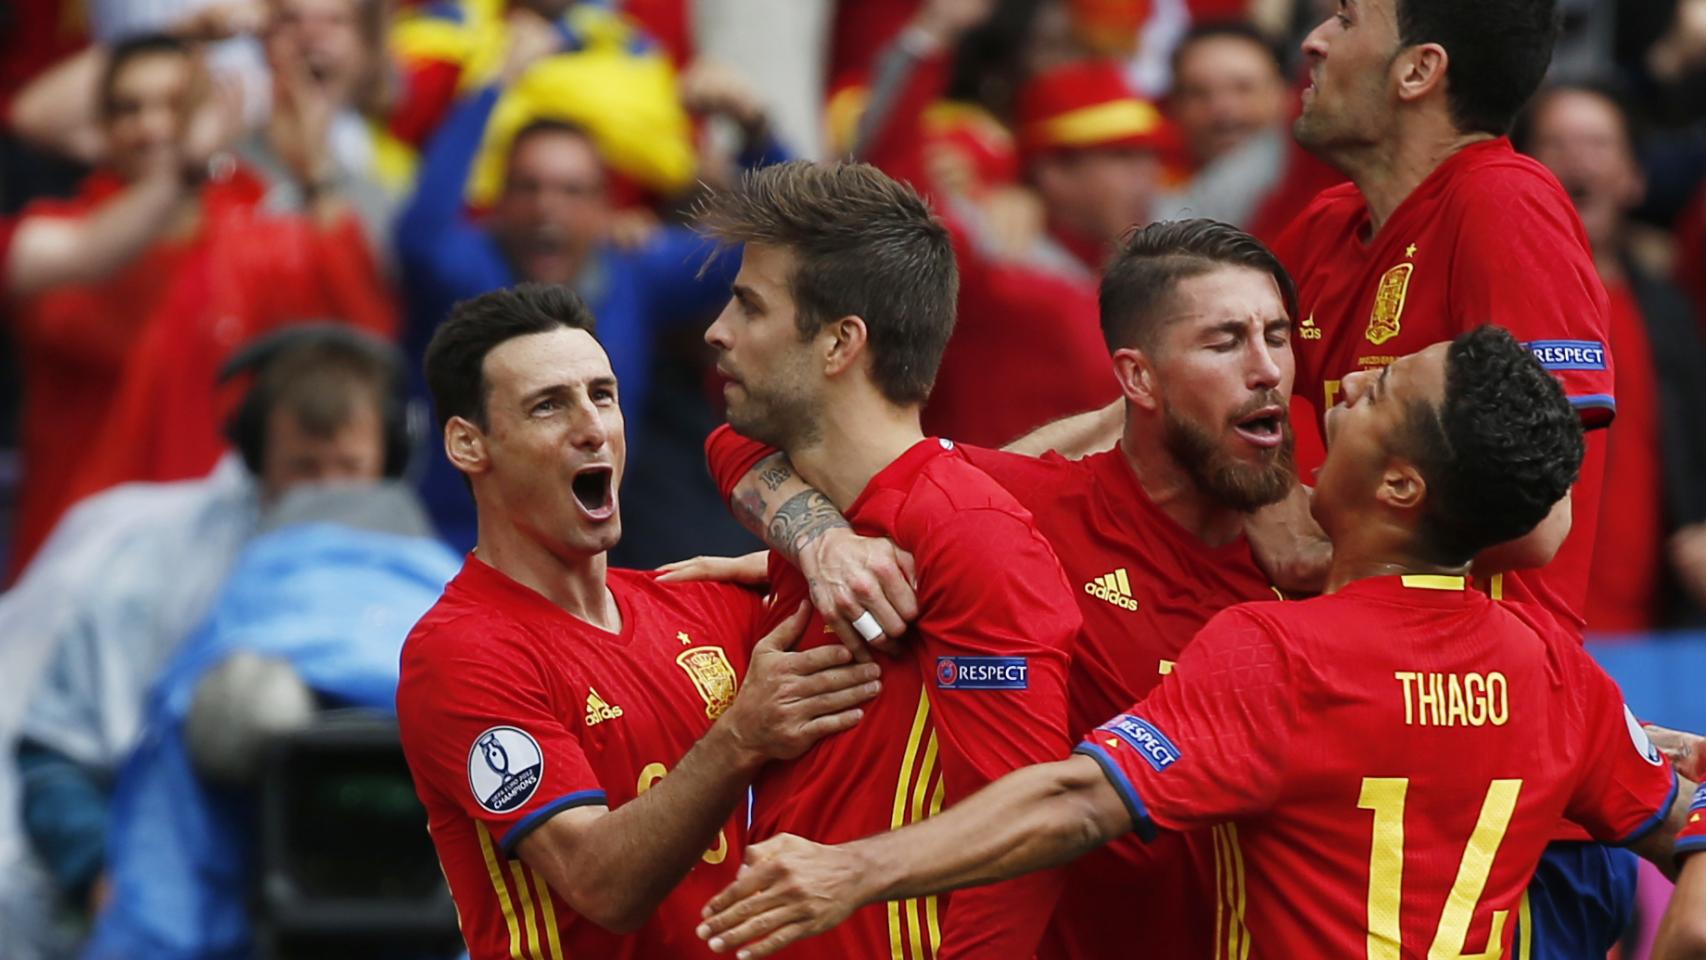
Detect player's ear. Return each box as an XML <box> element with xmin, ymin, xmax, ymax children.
<box><xmin>445</xmin><ymin>416</ymin><xmax>490</xmax><ymax>476</ymax></box>
<box><xmin>1112</xmin><ymin>347</ymin><xmax>1160</xmax><ymax>411</ymax></box>
<box><xmin>1394</xmin><ymin>42</ymin><xmax>1447</xmax><ymax>106</ymax></box>
<box><xmin>822</xmin><ymin>314</ymin><xmax>868</xmax><ymax>378</ymax></box>
<box><xmin>1376</xmin><ymin>459</ymin><xmax>1426</xmax><ymax>512</ymax></box>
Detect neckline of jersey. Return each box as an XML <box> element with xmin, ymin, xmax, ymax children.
<box><xmin>458</xmin><ymin>553</ymin><xmax>638</xmax><ymax>644</ymax></box>
<box><xmin>1356</xmin><ymin>137</ymin><xmax>1512</xmax><ymax>248</ymax></box>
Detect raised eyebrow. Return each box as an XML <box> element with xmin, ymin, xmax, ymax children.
<box><xmin>589</xmin><ymin>376</ymin><xmax>619</xmax><ymax>393</ymax></box>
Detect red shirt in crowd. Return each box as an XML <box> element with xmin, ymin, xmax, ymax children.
<box><xmin>1079</xmin><ymin>575</ymin><xmax>1677</xmax><ymax>959</ymax></box>
<box><xmin>1587</xmin><ymin>280</ymin><xmax>1665</xmax><ymax>634</ymax></box>
<box><xmin>1274</xmin><ymin>138</ymin><xmax>1614</xmax><ymax>634</ymax></box>
<box><xmin>60</xmin><ymin>189</ymin><xmax>396</xmax><ymax>510</ymax></box>
<box><xmin>397</xmin><ymin>559</ymin><xmax>764</xmax><ymax>960</ymax></box>
<box><xmin>958</xmin><ymin>444</ymin><xmax>1278</xmax><ymax>960</ymax></box>
<box><xmin>7</xmin><ymin>170</ymin><xmax>261</xmax><ymax>579</ymax></box>
<box><xmin>707</xmin><ymin>425</ymin><xmax>1081</xmax><ymax>959</ymax></box>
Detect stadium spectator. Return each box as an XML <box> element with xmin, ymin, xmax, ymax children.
<box><xmin>85</xmin><ymin>484</ymin><xmax>460</xmax><ymax>960</ymax></box>
<box><xmin>1520</xmin><ymin>81</ymin><xmax>1706</xmax><ymax>633</ymax></box>
<box><xmin>7</xmin><ymin>34</ymin><xmax>395</xmax><ymax>579</ymax></box>
<box><xmin>1154</xmin><ymin>22</ymin><xmax>1293</xmax><ymax>225</ymax></box>
<box><xmin>387</xmin><ymin>0</ymin><xmax>698</xmax><ymax>202</ymax></box>
<box><xmin>693</xmin><ymin>327</ymin><xmax>1691</xmax><ymax>960</ymax></box>
<box><xmin>8</xmin><ymin>328</ymin><xmax>404</xmax><ymax>938</ymax></box>
<box><xmin>699</xmin><ymin>160</ymin><xmax>1082</xmax><ymax>957</ymax></box>
<box><xmin>398</xmin><ymin>284</ymin><xmax>879</xmax><ymax>959</ymax></box>
<box><xmin>10</xmin><ymin>0</ymin><xmax>405</xmax><ymax>245</ymax></box>
<box><xmin>396</xmin><ymin>13</ymin><xmax>785</xmax><ymax>550</ymax></box>
<box><xmin>856</xmin><ymin>0</ymin><xmax>1167</xmax><ymax>446</ymax></box>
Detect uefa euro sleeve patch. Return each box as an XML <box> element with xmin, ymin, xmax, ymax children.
<box><xmin>1624</xmin><ymin>705</ymin><xmax>1665</xmax><ymax>766</ymax></box>
<box><xmin>1525</xmin><ymin>340</ymin><xmax>1608</xmax><ymax>371</ymax></box>
<box><xmin>935</xmin><ymin>656</ymin><xmax>1029</xmax><ymax>690</ymax></box>
<box><xmin>468</xmin><ymin>726</ymin><xmax>546</xmax><ymax>813</ymax></box>
<box><xmin>1099</xmin><ymin>714</ymin><xmax>1182</xmax><ymax>772</ymax></box>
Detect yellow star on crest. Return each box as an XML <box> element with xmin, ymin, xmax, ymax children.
<box><xmin>1405</xmin><ymin>243</ymin><xmax>1418</xmax><ymax>258</ymax></box>
<box><xmin>677</xmin><ymin>631</ymin><xmax>692</xmax><ymax>646</ymax></box>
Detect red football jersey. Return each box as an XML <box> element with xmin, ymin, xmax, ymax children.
<box><xmin>1273</xmin><ymin>138</ymin><xmax>1613</xmax><ymax>634</ymax></box>
<box><xmin>1675</xmin><ymin>782</ymin><xmax>1706</xmax><ymax>859</ymax></box>
<box><xmin>960</xmin><ymin>444</ymin><xmax>1280</xmax><ymax>960</ymax></box>
<box><xmin>1079</xmin><ymin>575</ymin><xmax>1678</xmax><ymax>959</ymax></box>
<box><xmin>707</xmin><ymin>426</ymin><xmax>1081</xmax><ymax>959</ymax></box>
<box><xmin>397</xmin><ymin>558</ymin><xmax>763</xmax><ymax>960</ymax></box>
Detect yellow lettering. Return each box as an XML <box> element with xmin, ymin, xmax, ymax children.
<box><xmin>1487</xmin><ymin>673</ymin><xmax>1508</xmax><ymax>726</ymax></box>
<box><xmin>1465</xmin><ymin>674</ymin><xmax>1486</xmax><ymax>726</ymax></box>
<box><xmin>1395</xmin><ymin>672</ymin><xmax>1418</xmax><ymax>725</ymax></box>
<box><xmin>1446</xmin><ymin>674</ymin><xmax>1467</xmax><ymax>727</ymax></box>
<box><xmin>1325</xmin><ymin>380</ymin><xmax>1343</xmax><ymax>410</ymax></box>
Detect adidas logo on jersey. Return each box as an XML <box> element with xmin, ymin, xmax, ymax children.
<box><xmin>585</xmin><ymin>687</ymin><xmax>624</xmax><ymax>726</ymax></box>
<box><xmin>1084</xmin><ymin>568</ymin><xmax>1139</xmax><ymax>611</ymax></box>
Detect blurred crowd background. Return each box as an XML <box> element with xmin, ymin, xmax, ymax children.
<box><xmin>1</xmin><ymin>0</ymin><xmax>1705</xmax><ymax>957</ymax></box>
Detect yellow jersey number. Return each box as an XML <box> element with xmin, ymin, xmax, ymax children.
<box><xmin>636</xmin><ymin>762</ymin><xmax>729</xmax><ymax>864</ymax></box>
<box><xmin>1358</xmin><ymin>777</ymin><xmax>1523</xmax><ymax>959</ymax></box>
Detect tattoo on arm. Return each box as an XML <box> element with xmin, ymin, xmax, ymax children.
<box><xmin>768</xmin><ymin>490</ymin><xmax>851</xmax><ymax>564</ymax></box>
<box><xmin>759</xmin><ymin>461</ymin><xmax>795</xmax><ymax>491</ymax></box>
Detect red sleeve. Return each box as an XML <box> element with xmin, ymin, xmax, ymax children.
<box><xmin>1074</xmin><ymin>607</ymin><xmax>1298</xmax><ymax>840</ymax></box>
<box><xmin>1447</xmin><ymin>170</ymin><xmax>1615</xmax><ymax>428</ymax></box>
<box><xmin>1561</xmin><ymin>648</ymin><xmax>1678</xmax><ymax>845</ymax></box>
<box><xmin>955</xmin><ymin>445</ymin><xmax>1074</xmax><ymax>505</ymax></box>
<box><xmin>914</xmin><ymin>508</ymin><xmax>1079</xmax><ymax>959</ymax></box>
<box><xmin>859</xmin><ymin>45</ymin><xmax>950</xmax><ymax>196</ymax></box>
<box><xmin>704</xmin><ymin>423</ymin><xmax>778</xmax><ymax>502</ymax></box>
<box><xmin>1674</xmin><ymin>782</ymin><xmax>1706</xmax><ymax>860</ymax></box>
<box><xmin>398</xmin><ymin>628</ymin><xmax>607</xmax><ymax>858</ymax></box>
<box><xmin>387</xmin><ymin>57</ymin><xmax>463</xmax><ymax>148</ymax></box>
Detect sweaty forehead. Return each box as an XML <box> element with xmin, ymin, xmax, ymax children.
<box><xmin>483</xmin><ymin>328</ymin><xmax>612</xmax><ymax>397</ymax></box>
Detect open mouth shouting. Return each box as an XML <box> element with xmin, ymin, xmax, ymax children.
<box><xmin>571</xmin><ymin>464</ymin><xmax>616</xmax><ymax>522</ymax></box>
<box><xmin>1232</xmin><ymin>406</ymin><xmax>1287</xmax><ymax>449</ymax></box>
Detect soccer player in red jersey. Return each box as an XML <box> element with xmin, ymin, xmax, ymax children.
<box><xmin>1270</xmin><ymin>1</ymin><xmax>1629</xmax><ymax>950</ymax></box>
<box><xmin>694</xmin><ymin>326</ymin><xmax>1693</xmax><ymax>960</ymax></box>
<box><xmin>395</xmin><ymin>284</ymin><xmax>882</xmax><ymax>960</ymax></box>
<box><xmin>694</xmin><ymin>160</ymin><xmax>1083</xmax><ymax>959</ymax></box>
<box><xmin>1273</xmin><ymin>0</ymin><xmax>1607</xmax><ymax>631</ymax></box>
<box><xmin>687</xmin><ymin>218</ymin><xmax>1304</xmax><ymax>960</ymax></box>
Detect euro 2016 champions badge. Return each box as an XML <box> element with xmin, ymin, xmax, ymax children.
<box><xmin>468</xmin><ymin>725</ymin><xmax>544</xmax><ymax>813</ymax></box>
<box><xmin>676</xmin><ymin>645</ymin><xmax>738</xmax><ymax>719</ymax></box>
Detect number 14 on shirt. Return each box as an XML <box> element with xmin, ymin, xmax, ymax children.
<box><xmin>1359</xmin><ymin>777</ymin><xmax>1522</xmax><ymax>960</ymax></box>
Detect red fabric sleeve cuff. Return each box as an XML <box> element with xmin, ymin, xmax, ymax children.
<box><xmin>705</xmin><ymin>423</ymin><xmax>778</xmax><ymax>501</ymax></box>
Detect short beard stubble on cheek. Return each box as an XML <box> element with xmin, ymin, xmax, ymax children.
<box><xmin>1163</xmin><ymin>408</ymin><xmax>1298</xmax><ymax>512</ymax></box>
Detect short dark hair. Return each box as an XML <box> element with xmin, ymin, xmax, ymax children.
<box><xmin>1510</xmin><ymin>76</ymin><xmax>1639</xmax><ymax>156</ymax></box>
<box><xmin>1397</xmin><ymin>0</ymin><xmax>1560</xmax><ymax>136</ymax></box>
<box><xmin>1099</xmin><ymin>219</ymin><xmax>1296</xmax><ymax>351</ymax></box>
<box><xmin>509</xmin><ymin>118</ymin><xmax>599</xmax><ymax>161</ymax></box>
<box><xmin>694</xmin><ymin>160</ymin><xmax>958</xmax><ymax>406</ymax></box>
<box><xmin>1398</xmin><ymin>324</ymin><xmax>1584</xmax><ymax>564</ymax></box>
<box><xmin>101</xmin><ymin>34</ymin><xmax>191</xmax><ymax>118</ymax></box>
<box><xmin>1170</xmin><ymin>20</ymin><xmax>1284</xmax><ymax>81</ymax></box>
<box><xmin>424</xmin><ymin>283</ymin><xmax>599</xmax><ymax>432</ymax></box>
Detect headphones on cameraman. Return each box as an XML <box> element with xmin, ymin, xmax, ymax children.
<box><xmin>217</xmin><ymin>324</ymin><xmax>421</xmax><ymax>480</ymax></box>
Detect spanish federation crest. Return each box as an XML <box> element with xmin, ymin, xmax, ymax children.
<box><xmin>677</xmin><ymin>645</ymin><xmax>738</xmax><ymax>719</ymax></box>
<box><xmin>1366</xmin><ymin>262</ymin><xmax>1414</xmax><ymax>346</ymax></box>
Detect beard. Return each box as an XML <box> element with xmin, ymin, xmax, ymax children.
<box><xmin>1163</xmin><ymin>400</ymin><xmax>1297</xmax><ymax>513</ymax></box>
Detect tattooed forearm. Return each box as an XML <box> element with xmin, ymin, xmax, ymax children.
<box><xmin>759</xmin><ymin>459</ymin><xmax>796</xmax><ymax>491</ymax></box>
<box><xmin>767</xmin><ymin>490</ymin><xmax>851</xmax><ymax>564</ymax></box>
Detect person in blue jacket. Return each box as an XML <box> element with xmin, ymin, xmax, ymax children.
<box><xmin>396</xmin><ymin>22</ymin><xmax>789</xmax><ymax>551</ymax></box>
